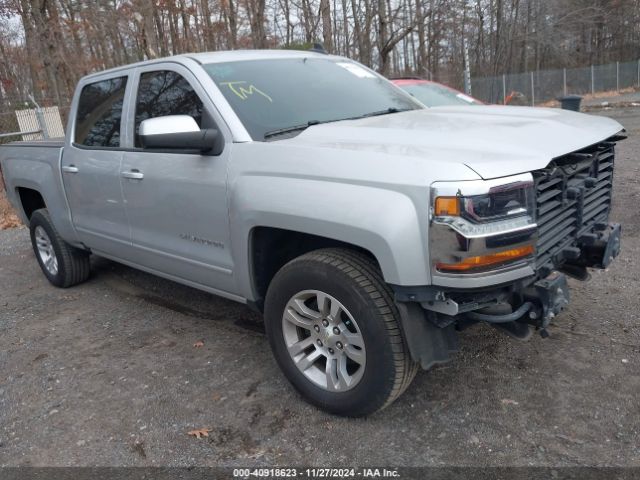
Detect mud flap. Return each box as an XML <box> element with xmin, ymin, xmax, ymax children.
<box><xmin>396</xmin><ymin>302</ymin><xmax>459</xmax><ymax>370</ymax></box>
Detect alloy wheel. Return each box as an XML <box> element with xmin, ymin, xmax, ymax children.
<box><xmin>281</xmin><ymin>289</ymin><xmax>366</xmax><ymax>392</ymax></box>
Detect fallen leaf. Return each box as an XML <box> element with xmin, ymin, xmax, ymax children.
<box><xmin>501</xmin><ymin>398</ymin><xmax>519</xmax><ymax>405</ymax></box>
<box><xmin>187</xmin><ymin>428</ymin><xmax>211</xmax><ymax>439</ymax></box>
<box><xmin>132</xmin><ymin>440</ymin><xmax>147</xmax><ymax>458</ymax></box>
<box><xmin>193</xmin><ymin>340</ymin><xmax>204</xmax><ymax>348</ymax></box>
<box><xmin>0</xmin><ymin>193</ymin><xmax>21</xmax><ymax>230</ymax></box>
<box><xmin>0</xmin><ymin>213</ymin><xmax>21</xmax><ymax>230</ymax></box>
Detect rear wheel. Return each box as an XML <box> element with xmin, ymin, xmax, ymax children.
<box><xmin>264</xmin><ymin>248</ymin><xmax>418</xmax><ymax>416</ymax></box>
<box><xmin>29</xmin><ymin>209</ymin><xmax>90</xmax><ymax>288</ymax></box>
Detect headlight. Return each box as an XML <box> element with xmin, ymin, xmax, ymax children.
<box><xmin>435</xmin><ymin>180</ymin><xmax>535</xmax><ymax>223</ymax></box>
<box><xmin>430</xmin><ymin>175</ymin><xmax>537</xmax><ymax>275</ymax></box>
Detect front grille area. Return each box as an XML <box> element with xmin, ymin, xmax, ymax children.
<box><xmin>533</xmin><ymin>139</ymin><xmax>616</xmax><ymax>272</ymax></box>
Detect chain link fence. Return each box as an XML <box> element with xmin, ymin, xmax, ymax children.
<box><xmin>471</xmin><ymin>59</ymin><xmax>640</xmax><ymax>105</ymax></box>
<box><xmin>0</xmin><ymin>97</ymin><xmax>70</xmax><ymax>145</ymax></box>
<box><xmin>0</xmin><ymin>110</ymin><xmax>21</xmax><ymax>144</ymax></box>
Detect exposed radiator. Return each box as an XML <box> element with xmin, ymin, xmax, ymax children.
<box><xmin>533</xmin><ymin>140</ymin><xmax>615</xmax><ymax>272</ymax></box>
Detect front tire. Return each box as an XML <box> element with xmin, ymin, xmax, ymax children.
<box><xmin>264</xmin><ymin>248</ymin><xmax>418</xmax><ymax>416</ymax></box>
<box><xmin>29</xmin><ymin>209</ymin><xmax>90</xmax><ymax>288</ymax></box>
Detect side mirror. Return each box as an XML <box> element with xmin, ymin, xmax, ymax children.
<box><xmin>139</xmin><ymin>115</ymin><xmax>223</xmax><ymax>155</ymax></box>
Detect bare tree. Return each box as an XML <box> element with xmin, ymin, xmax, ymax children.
<box><xmin>1</xmin><ymin>0</ymin><xmax>640</xmax><ymax>107</ymax></box>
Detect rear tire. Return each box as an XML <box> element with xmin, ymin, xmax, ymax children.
<box><xmin>264</xmin><ymin>248</ymin><xmax>418</xmax><ymax>417</ymax></box>
<box><xmin>29</xmin><ymin>208</ymin><xmax>90</xmax><ymax>288</ymax></box>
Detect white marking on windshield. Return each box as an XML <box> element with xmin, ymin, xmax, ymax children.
<box><xmin>336</xmin><ymin>62</ymin><xmax>376</xmax><ymax>79</ymax></box>
<box><xmin>456</xmin><ymin>93</ymin><xmax>476</xmax><ymax>103</ymax></box>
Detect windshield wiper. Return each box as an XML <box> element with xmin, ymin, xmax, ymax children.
<box><xmin>264</xmin><ymin>120</ymin><xmax>321</xmax><ymax>139</ymax></box>
<box><xmin>347</xmin><ymin>107</ymin><xmax>413</xmax><ymax>120</ymax></box>
<box><xmin>263</xmin><ymin>108</ymin><xmax>413</xmax><ymax>140</ymax></box>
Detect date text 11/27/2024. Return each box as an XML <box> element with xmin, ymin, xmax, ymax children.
<box><xmin>232</xmin><ymin>468</ymin><xmax>401</xmax><ymax>478</ymax></box>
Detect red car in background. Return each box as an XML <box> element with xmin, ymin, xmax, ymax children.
<box><xmin>391</xmin><ymin>78</ymin><xmax>483</xmax><ymax>107</ymax></box>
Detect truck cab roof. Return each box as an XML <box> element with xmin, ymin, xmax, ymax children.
<box><xmin>82</xmin><ymin>49</ymin><xmax>333</xmax><ymax>81</ymax></box>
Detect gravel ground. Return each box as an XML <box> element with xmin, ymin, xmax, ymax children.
<box><xmin>0</xmin><ymin>107</ymin><xmax>639</xmax><ymax>468</ymax></box>
<box><xmin>583</xmin><ymin>90</ymin><xmax>640</xmax><ymax>107</ymax></box>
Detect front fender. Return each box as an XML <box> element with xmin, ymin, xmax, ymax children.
<box><xmin>230</xmin><ymin>175</ymin><xmax>431</xmax><ymax>300</ymax></box>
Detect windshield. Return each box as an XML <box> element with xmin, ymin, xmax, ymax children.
<box><xmin>400</xmin><ymin>83</ymin><xmax>482</xmax><ymax>107</ymax></box>
<box><xmin>204</xmin><ymin>58</ymin><xmax>421</xmax><ymax>140</ymax></box>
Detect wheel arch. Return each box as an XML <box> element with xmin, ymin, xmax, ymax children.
<box><xmin>16</xmin><ymin>186</ymin><xmax>46</xmax><ymax>220</ymax></box>
<box><xmin>248</xmin><ymin>226</ymin><xmax>380</xmax><ymax>310</ymax></box>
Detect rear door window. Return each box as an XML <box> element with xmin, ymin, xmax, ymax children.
<box><xmin>75</xmin><ymin>77</ymin><xmax>127</xmax><ymax>148</ymax></box>
<box><xmin>134</xmin><ymin>70</ymin><xmax>203</xmax><ymax>147</ymax></box>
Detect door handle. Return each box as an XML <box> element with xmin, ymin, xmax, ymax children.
<box><xmin>121</xmin><ymin>170</ymin><xmax>144</xmax><ymax>180</ymax></box>
<box><xmin>62</xmin><ymin>165</ymin><xmax>78</xmax><ymax>174</ymax></box>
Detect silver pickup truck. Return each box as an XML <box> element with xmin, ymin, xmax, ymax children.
<box><xmin>0</xmin><ymin>50</ymin><xmax>625</xmax><ymax>416</ymax></box>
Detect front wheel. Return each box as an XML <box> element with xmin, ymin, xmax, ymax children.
<box><xmin>264</xmin><ymin>248</ymin><xmax>418</xmax><ymax>417</ymax></box>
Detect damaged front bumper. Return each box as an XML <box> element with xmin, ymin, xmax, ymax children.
<box><xmin>393</xmin><ymin>222</ymin><xmax>621</xmax><ymax>369</ymax></box>
<box><xmin>398</xmin><ymin>136</ymin><xmax>624</xmax><ymax>369</ymax></box>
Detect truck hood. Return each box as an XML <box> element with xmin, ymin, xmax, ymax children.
<box><xmin>285</xmin><ymin>106</ymin><xmax>623</xmax><ymax>179</ymax></box>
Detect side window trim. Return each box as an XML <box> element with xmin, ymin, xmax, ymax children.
<box><xmin>119</xmin><ymin>70</ymin><xmax>138</xmax><ymax>149</ymax></box>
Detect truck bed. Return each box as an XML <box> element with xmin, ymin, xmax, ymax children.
<box><xmin>0</xmin><ymin>139</ymin><xmax>71</xmax><ymax>239</ymax></box>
